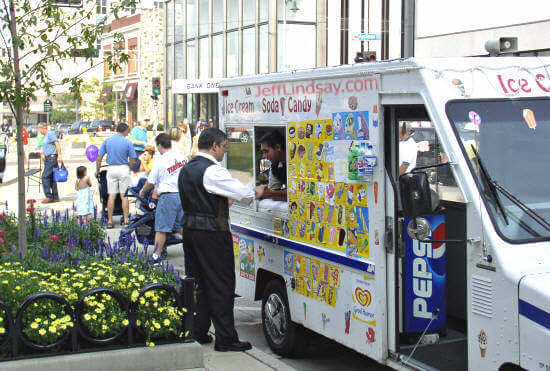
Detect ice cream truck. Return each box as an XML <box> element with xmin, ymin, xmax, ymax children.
<box><xmin>219</xmin><ymin>57</ymin><xmax>550</xmax><ymax>370</ymax></box>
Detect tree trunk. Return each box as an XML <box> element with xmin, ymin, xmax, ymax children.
<box><xmin>9</xmin><ymin>0</ymin><xmax>27</xmax><ymax>254</ymax></box>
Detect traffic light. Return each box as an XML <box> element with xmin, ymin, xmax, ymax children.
<box><xmin>152</xmin><ymin>77</ymin><xmax>161</xmax><ymax>96</ymax></box>
<box><xmin>354</xmin><ymin>51</ymin><xmax>377</xmax><ymax>63</ymax></box>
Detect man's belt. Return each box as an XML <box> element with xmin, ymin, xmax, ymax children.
<box><xmin>45</xmin><ymin>154</ymin><xmax>58</xmax><ymax>158</ymax></box>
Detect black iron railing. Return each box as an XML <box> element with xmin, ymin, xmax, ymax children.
<box><xmin>0</xmin><ymin>278</ymin><xmax>195</xmax><ymax>360</ymax></box>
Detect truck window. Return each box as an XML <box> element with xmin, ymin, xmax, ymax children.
<box><xmin>226</xmin><ymin>126</ymin><xmax>255</xmax><ymax>195</ymax></box>
<box><xmin>403</xmin><ymin>120</ymin><xmax>464</xmax><ymax>203</ymax></box>
<box><xmin>254</xmin><ymin>126</ymin><xmax>288</xmax><ymax>213</ymax></box>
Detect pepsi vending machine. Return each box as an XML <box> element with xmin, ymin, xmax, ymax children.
<box><xmin>403</xmin><ymin>214</ymin><xmax>447</xmax><ymax>335</ymax></box>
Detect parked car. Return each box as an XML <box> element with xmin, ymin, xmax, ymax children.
<box><xmin>25</xmin><ymin>124</ymin><xmax>38</xmax><ymax>138</ymax></box>
<box><xmin>98</xmin><ymin>120</ymin><xmax>115</xmax><ymax>131</ymax></box>
<box><xmin>56</xmin><ymin>123</ymin><xmax>71</xmax><ymax>139</ymax></box>
<box><xmin>79</xmin><ymin>121</ymin><xmax>90</xmax><ymax>134</ymax></box>
<box><xmin>68</xmin><ymin>121</ymin><xmax>82</xmax><ymax>134</ymax></box>
<box><xmin>87</xmin><ymin>120</ymin><xmax>100</xmax><ymax>134</ymax></box>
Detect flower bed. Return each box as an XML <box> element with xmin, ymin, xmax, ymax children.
<box><xmin>0</xmin><ymin>205</ymin><xmax>192</xmax><ymax>359</ymax></box>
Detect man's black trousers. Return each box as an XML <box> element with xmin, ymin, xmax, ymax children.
<box><xmin>183</xmin><ymin>229</ymin><xmax>239</xmax><ymax>345</ymax></box>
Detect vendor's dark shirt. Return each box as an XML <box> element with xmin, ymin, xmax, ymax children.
<box><xmin>271</xmin><ymin>161</ymin><xmax>287</xmax><ymax>188</ymax></box>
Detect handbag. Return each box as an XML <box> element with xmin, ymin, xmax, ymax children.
<box><xmin>53</xmin><ymin>162</ymin><xmax>68</xmax><ymax>183</ymax></box>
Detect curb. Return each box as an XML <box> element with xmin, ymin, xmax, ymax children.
<box><xmin>245</xmin><ymin>347</ymin><xmax>298</xmax><ymax>371</ymax></box>
<box><xmin>0</xmin><ymin>342</ymin><xmax>203</xmax><ymax>371</ymax></box>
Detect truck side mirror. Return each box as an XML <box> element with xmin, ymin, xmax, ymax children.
<box><xmin>398</xmin><ymin>171</ymin><xmax>439</xmax><ymax>218</ymax></box>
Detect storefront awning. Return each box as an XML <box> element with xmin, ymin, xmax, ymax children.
<box><xmin>123</xmin><ymin>82</ymin><xmax>138</xmax><ymax>102</ymax></box>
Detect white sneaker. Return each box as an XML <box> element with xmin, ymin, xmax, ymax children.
<box><xmin>172</xmin><ymin>233</ymin><xmax>183</xmax><ymax>240</ymax></box>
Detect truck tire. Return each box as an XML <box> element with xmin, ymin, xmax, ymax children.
<box><xmin>262</xmin><ymin>279</ymin><xmax>306</xmax><ymax>357</ymax></box>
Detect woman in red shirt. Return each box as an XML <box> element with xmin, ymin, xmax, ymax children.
<box><xmin>23</xmin><ymin>127</ymin><xmax>29</xmax><ymax>167</ymax></box>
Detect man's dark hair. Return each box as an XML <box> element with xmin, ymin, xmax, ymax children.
<box><xmin>155</xmin><ymin>133</ymin><xmax>172</xmax><ymax>149</ymax></box>
<box><xmin>258</xmin><ymin>129</ymin><xmax>285</xmax><ymax>150</ymax></box>
<box><xmin>198</xmin><ymin>128</ymin><xmax>227</xmax><ymax>150</ymax></box>
<box><xmin>116</xmin><ymin>123</ymin><xmax>129</xmax><ymax>133</ymax></box>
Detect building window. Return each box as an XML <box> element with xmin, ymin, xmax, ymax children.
<box><xmin>103</xmin><ymin>44</ymin><xmax>112</xmax><ymax>78</ymax></box>
<box><xmin>175</xmin><ymin>43</ymin><xmax>184</xmax><ymax>79</ymax></box>
<box><xmin>259</xmin><ymin>0</ymin><xmax>268</xmax><ymax>22</ymax></box>
<box><xmin>243</xmin><ymin>27</ymin><xmax>255</xmax><ymax>75</ymax></box>
<box><xmin>277</xmin><ymin>23</ymin><xmax>315</xmax><ymax>71</ymax></box>
<box><xmin>199</xmin><ymin>37</ymin><xmax>210</xmax><ymax>79</ymax></box>
<box><xmin>166</xmin><ymin>44</ymin><xmax>173</xmax><ymax>84</ymax></box>
<box><xmin>212</xmin><ymin>0</ymin><xmax>223</xmax><ymax>34</ymax></box>
<box><xmin>212</xmin><ymin>34</ymin><xmax>223</xmax><ymax>78</ymax></box>
<box><xmin>199</xmin><ymin>0</ymin><xmax>209</xmax><ymax>36</ymax></box>
<box><xmin>227</xmin><ymin>0</ymin><xmax>239</xmax><ymax>30</ymax></box>
<box><xmin>175</xmin><ymin>94</ymin><xmax>185</xmax><ymax>124</ymax></box>
<box><xmin>175</xmin><ymin>0</ymin><xmax>184</xmax><ymax>43</ymax></box>
<box><xmin>166</xmin><ymin>0</ymin><xmax>174</xmax><ymax>44</ymax></box>
<box><xmin>259</xmin><ymin>24</ymin><xmax>268</xmax><ymax>73</ymax></box>
<box><xmin>187</xmin><ymin>0</ymin><xmax>196</xmax><ymax>39</ymax></box>
<box><xmin>187</xmin><ymin>41</ymin><xmax>196</xmax><ymax>78</ymax></box>
<box><xmin>127</xmin><ymin>38</ymin><xmax>138</xmax><ymax>74</ymax></box>
<box><xmin>243</xmin><ymin>0</ymin><xmax>256</xmax><ymax>26</ymax></box>
<box><xmin>96</xmin><ymin>0</ymin><xmax>106</xmax><ymax>15</ymax></box>
<box><xmin>227</xmin><ymin>31</ymin><xmax>238</xmax><ymax>77</ymax></box>
<box><xmin>166</xmin><ymin>87</ymin><xmax>172</xmax><ymax>126</ymax></box>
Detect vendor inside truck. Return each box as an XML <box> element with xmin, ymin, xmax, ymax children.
<box><xmin>254</xmin><ymin>129</ymin><xmax>287</xmax><ymax>201</ymax></box>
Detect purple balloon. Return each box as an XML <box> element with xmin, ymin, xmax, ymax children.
<box><xmin>85</xmin><ymin>145</ymin><xmax>99</xmax><ymax>162</ymax></box>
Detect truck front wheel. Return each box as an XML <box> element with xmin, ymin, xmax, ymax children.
<box><xmin>262</xmin><ymin>279</ymin><xmax>305</xmax><ymax>357</ymax></box>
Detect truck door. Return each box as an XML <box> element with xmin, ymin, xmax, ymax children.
<box><xmin>384</xmin><ymin>104</ymin><xmax>469</xmax><ymax>370</ymax></box>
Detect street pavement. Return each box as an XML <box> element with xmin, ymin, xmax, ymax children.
<box><xmin>0</xmin><ymin>133</ymin><xmax>389</xmax><ymax>371</ymax></box>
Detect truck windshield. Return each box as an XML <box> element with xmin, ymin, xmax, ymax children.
<box><xmin>446</xmin><ymin>98</ymin><xmax>550</xmax><ymax>242</ymax></box>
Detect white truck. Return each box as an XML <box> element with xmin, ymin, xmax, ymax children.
<box><xmin>219</xmin><ymin>57</ymin><xmax>550</xmax><ymax>370</ymax></box>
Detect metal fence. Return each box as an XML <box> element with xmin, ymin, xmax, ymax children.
<box><xmin>0</xmin><ymin>278</ymin><xmax>195</xmax><ymax>360</ymax></box>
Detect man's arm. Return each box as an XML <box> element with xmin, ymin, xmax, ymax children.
<box><xmin>203</xmin><ymin>165</ymin><xmax>254</xmax><ymax>204</ymax></box>
<box><xmin>54</xmin><ymin>141</ymin><xmax>62</xmax><ymax>164</ymax></box>
<box><xmin>255</xmin><ymin>185</ymin><xmax>287</xmax><ymax>201</ymax></box>
<box><xmin>95</xmin><ymin>155</ymin><xmax>104</xmax><ymax>177</ymax></box>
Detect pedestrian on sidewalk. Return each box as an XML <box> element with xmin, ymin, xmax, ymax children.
<box><xmin>177</xmin><ymin>119</ymin><xmax>192</xmax><ymax>160</ymax></box>
<box><xmin>130</xmin><ymin>119</ymin><xmax>149</xmax><ymax>173</ymax></box>
<box><xmin>75</xmin><ymin>166</ymin><xmax>94</xmax><ymax>225</ymax></box>
<box><xmin>178</xmin><ymin>127</ymin><xmax>258</xmax><ymax>352</ymax></box>
<box><xmin>139</xmin><ymin>133</ymin><xmax>187</xmax><ymax>265</ymax></box>
<box><xmin>95</xmin><ymin>123</ymin><xmax>137</xmax><ymax>228</ymax></box>
<box><xmin>37</xmin><ymin>122</ymin><xmax>63</xmax><ymax>204</ymax></box>
<box><xmin>22</xmin><ymin>126</ymin><xmax>29</xmax><ymax>168</ymax></box>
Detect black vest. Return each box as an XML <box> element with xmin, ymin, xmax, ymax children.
<box><xmin>178</xmin><ymin>155</ymin><xmax>229</xmax><ymax>231</ymax></box>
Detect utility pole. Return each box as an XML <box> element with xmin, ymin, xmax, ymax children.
<box><xmin>401</xmin><ymin>0</ymin><xmax>415</xmax><ymax>58</ymax></box>
<box><xmin>380</xmin><ymin>0</ymin><xmax>390</xmax><ymax>60</ymax></box>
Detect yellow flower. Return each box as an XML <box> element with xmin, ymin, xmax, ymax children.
<box><xmin>84</xmin><ymin>314</ymin><xmax>91</xmax><ymax>321</ymax></box>
<box><xmin>163</xmin><ymin>319</ymin><xmax>170</xmax><ymax>326</ymax></box>
<box><xmin>15</xmin><ymin>286</ymin><xmax>21</xmax><ymax>290</ymax></box>
<box><xmin>138</xmin><ymin>274</ymin><xmax>145</xmax><ymax>281</ymax></box>
<box><xmin>38</xmin><ymin>329</ymin><xmax>46</xmax><ymax>336</ymax></box>
<box><xmin>122</xmin><ymin>319</ymin><xmax>129</xmax><ymax>326</ymax></box>
<box><xmin>35</xmin><ymin>318</ymin><xmax>41</xmax><ymax>323</ymax></box>
<box><xmin>131</xmin><ymin>290</ymin><xmax>139</xmax><ymax>302</ymax></box>
<box><xmin>146</xmin><ymin>341</ymin><xmax>155</xmax><ymax>347</ymax></box>
<box><xmin>0</xmin><ymin>328</ymin><xmax>5</xmax><ymax>335</ymax></box>
<box><xmin>1</xmin><ymin>280</ymin><xmax>7</xmax><ymax>284</ymax></box>
<box><xmin>49</xmin><ymin>326</ymin><xmax>57</xmax><ymax>333</ymax></box>
<box><xmin>50</xmin><ymin>314</ymin><xmax>56</xmax><ymax>320</ymax></box>
<box><xmin>30</xmin><ymin>323</ymin><xmax>38</xmax><ymax>329</ymax></box>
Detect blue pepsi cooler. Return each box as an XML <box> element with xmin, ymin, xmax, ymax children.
<box><xmin>404</xmin><ymin>214</ymin><xmax>446</xmax><ymax>335</ymax></box>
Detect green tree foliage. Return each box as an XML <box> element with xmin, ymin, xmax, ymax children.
<box><xmin>0</xmin><ymin>0</ymin><xmax>137</xmax><ymax>253</ymax></box>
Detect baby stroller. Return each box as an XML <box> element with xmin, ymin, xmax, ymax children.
<box><xmin>98</xmin><ymin>169</ymin><xmax>123</xmax><ymax>223</ymax></box>
<box><xmin>118</xmin><ymin>177</ymin><xmax>183</xmax><ymax>257</ymax></box>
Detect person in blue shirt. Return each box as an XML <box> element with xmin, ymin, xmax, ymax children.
<box><xmin>130</xmin><ymin>119</ymin><xmax>149</xmax><ymax>172</ymax></box>
<box><xmin>95</xmin><ymin>123</ymin><xmax>137</xmax><ymax>228</ymax></box>
<box><xmin>38</xmin><ymin>122</ymin><xmax>63</xmax><ymax>204</ymax></box>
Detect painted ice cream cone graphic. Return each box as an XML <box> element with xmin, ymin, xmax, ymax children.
<box><xmin>523</xmin><ymin>108</ymin><xmax>537</xmax><ymax>130</ymax></box>
<box><xmin>280</xmin><ymin>97</ymin><xmax>286</xmax><ymax>116</ymax></box>
<box><xmin>478</xmin><ymin>330</ymin><xmax>487</xmax><ymax>358</ymax></box>
<box><xmin>316</xmin><ymin>92</ymin><xmax>323</xmax><ymax>116</ymax></box>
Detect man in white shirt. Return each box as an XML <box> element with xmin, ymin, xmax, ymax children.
<box><xmin>178</xmin><ymin>128</ymin><xmax>257</xmax><ymax>352</ymax></box>
<box><xmin>139</xmin><ymin>133</ymin><xmax>187</xmax><ymax>264</ymax></box>
<box><xmin>399</xmin><ymin>121</ymin><xmax>417</xmax><ymax>174</ymax></box>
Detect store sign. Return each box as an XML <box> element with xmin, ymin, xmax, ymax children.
<box><xmin>112</xmin><ymin>82</ymin><xmax>125</xmax><ymax>92</ymax></box>
<box><xmin>173</xmin><ymin>79</ymin><xmax>222</xmax><ymax>94</ymax></box>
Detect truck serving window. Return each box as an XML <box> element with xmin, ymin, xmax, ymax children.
<box><xmin>446</xmin><ymin>98</ymin><xmax>550</xmax><ymax>242</ymax></box>
<box><xmin>226</xmin><ymin>126</ymin><xmax>255</xmax><ymax>208</ymax></box>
